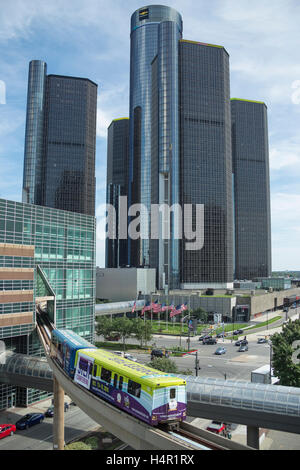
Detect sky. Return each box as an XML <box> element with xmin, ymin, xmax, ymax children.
<box><xmin>0</xmin><ymin>0</ymin><xmax>300</xmax><ymax>271</ymax></box>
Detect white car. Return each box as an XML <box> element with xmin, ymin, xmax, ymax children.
<box><xmin>124</xmin><ymin>353</ymin><xmax>137</xmax><ymax>362</ymax></box>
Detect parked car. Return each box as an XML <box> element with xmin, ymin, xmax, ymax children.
<box><xmin>235</xmin><ymin>339</ymin><xmax>248</xmax><ymax>346</ymax></box>
<box><xmin>215</xmin><ymin>346</ymin><xmax>226</xmax><ymax>355</ymax></box>
<box><xmin>124</xmin><ymin>353</ymin><xmax>137</xmax><ymax>362</ymax></box>
<box><xmin>206</xmin><ymin>421</ymin><xmax>227</xmax><ymax>435</ymax></box>
<box><xmin>15</xmin><ymin>413</ymin><xmax>44</xmax><ymax>430</ymax></box>
<box><xmin>238</xmin><ymin>344</ymin><xmax>248</xmax><ymax>352</ymax></box>
<box><xmin>257</xmin><ymin>338</ymin><xmax>267</xmax><ymax>344</ymax></box>
<box><xmin>151</xmin><ymin>349</ymin><xmax>169</xmax><ymax>360</ymax></box>
<box><xmin>203</xmin><ymin>337</ymin><xmax>217</xmax><ymax>345</ymax></box>
<box><xmin>0</xmin><ymin>424</ymin><xmax>16</xmax><ymax>439</ymax></box>
<box><xmin>236</xmin><ymin>329</ymin><xmax>244</xmax><ymax>334</ymax></box>
<box><xmin>105</xmin><ymin>334</ymin><xmax>120</xmax><ymax>341</ymax></box>
<box><xmin>44</xmin><ymin>406</ymin><xmax>54</xmax><ymax>418</ymax></box>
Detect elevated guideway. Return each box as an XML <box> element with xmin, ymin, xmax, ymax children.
<box><xmin>35</xmin><ymin>313</ymin><xmax>251</xmax><ymax>450</ymax></box>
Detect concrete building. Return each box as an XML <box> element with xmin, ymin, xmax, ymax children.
<box><xmin>96</xmin><ymin>267</ymin><xmax>156</xmax><ymax>302</ymax></box>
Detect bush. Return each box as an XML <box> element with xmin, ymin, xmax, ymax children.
<box><xmin>65</xmin><ymin>441</ymin><xmax>92</xmax><ymax>450</ymax></box>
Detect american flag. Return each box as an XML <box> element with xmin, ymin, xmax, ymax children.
<box><xmin>141</xmin><ymin>301</ymin><xmax>151</xmax><ymax>316</ymax></box>
<box><xmin>132</xmin><ymin>301</ymin><xmax>136</xmax><ymax>313</ymax></box>
<box><xmin>170</xmin><ymin>304</ymin><xmax>182</xmax><ymax>318</ymax></box>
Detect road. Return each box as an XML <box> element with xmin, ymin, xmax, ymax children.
<box><xmin>0</xmin><ymin>403</ymin><xmax>100</xmax><ymax>450</ymax></box>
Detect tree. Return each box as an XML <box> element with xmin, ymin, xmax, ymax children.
<box><xmin>95</xmin><ymin>316</ymin><xmax>114</xmax><ymax>338</ymax></box>
<box><xmin>271</xmin><ymin>319</ymin><xmax>300</xmax><ymax>387</ymax></box>
<box><xmin>131</xmin><ymin>319</ymin><xmax>153</xmax><ymax>348</ymax></box>
<box><xmin>191</xmin><ymin>307</ymin><xmax>208</xmax><ymax>323</ymax></box>
<box><xmin>146</xmin><ymin>357</ymin><xmax>178</xmax><ymax>373</ymax></box>
<box><xmin>113</xmin><ymin>317</ymin><xmax>134</xmax><ymax>352</ymax></box>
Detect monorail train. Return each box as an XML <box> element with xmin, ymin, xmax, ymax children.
<box><xmin>50</xmin><ymin>329</ymin><xmax>187</xmax><ymax>427</ymax></box>
<box><xmin>50</xmin><ymin>329</ymin><xmax>96</xmax><ymax>378</ymax></box>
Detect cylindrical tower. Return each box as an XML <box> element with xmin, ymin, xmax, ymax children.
<box><xmin>22</xmin><ymin>60</ymin><xmax>47</xmax><ymax>205</ymax></box>
<box><xmin>128</xmin><ymin>5</ymin><xmax>183</xmax><ymax>289</ymax></box>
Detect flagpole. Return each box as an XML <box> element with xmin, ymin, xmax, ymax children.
<box><xmin>151</xmin><ymin>293</ymin><xmax>153</xmax><ymax>326</ymax></box>
<box><xmin>166</xmin><ymin>294</ymin><xmax>168</xmax><ymax>331</ymax></box>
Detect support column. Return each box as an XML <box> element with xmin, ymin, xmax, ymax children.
<box><xmin>247</xmin><ymin>425</ymin><xmax>260</xmax><ymax>449</ymax></box>
<box><xmin>53</xmin><ymin>376</ymin><xmax>65</xmax><ymax>450</ymax></box>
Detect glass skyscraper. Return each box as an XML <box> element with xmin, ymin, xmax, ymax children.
<box><xmin>129</xmin><ymin>5</ymin><xmax>183</xmax><ymax>289</ymax></box>
<box><xmin>106</xmin><ymin>5</ymin><xmax>271</xmax><ymax>291</ymax></box>
<box><xmin>22</xmin><ymin>61</ymin><xmax>97</xmax><ymax>216</ymax></box>
<box><xmin>106</xmin><ymin>118</ymin><xmax>129</xmax><ymax>268</ymax></box>
<box><xmin>0</xmin><ymin>197</ymin><xmax>96</xmax><ymax>409</ymax></box>
<box><xmin>231</xmin><ymin>99</ymin><xmax>272</xmax><ymax>279</ymax></box>
<box><xmin>179</xmin><ymin>40</ymin><xmax>233</xmax><ymax>288</ymax></box>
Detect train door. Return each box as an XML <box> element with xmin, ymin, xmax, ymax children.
<box><xmin>167</xmin><ymin>387</ymin><xmax>177</xmax><ymax>415</ymax></box>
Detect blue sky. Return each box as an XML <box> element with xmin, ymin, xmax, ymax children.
<box><xmin>0</xmin><ymin>0</ymin><xmax>300</xmax><ymax>270</ymax></box>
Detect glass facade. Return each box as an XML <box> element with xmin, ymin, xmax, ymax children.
<box><xmin>22</xmin><ymin>62</ymin><xmax>97</xmax><ymax>217</ymax></box>
<box><xmin>231</xmin><ymin>99</ymin><xmax>271</xmax><ymax>279</ymax></box>
<box><xmin>0</xmin><ymin>198</ymin><xmax>96</xmax><ymax>408</ymax></box>
<box><xmin>179</xmin><ymin>41</ymin><xmax>233</xmax><ymax>287</ymax></box>
<box><xmin>128</xmin><ymin>5</ymin><xmax>183</xmax><ymax>289</ymax></box>
<box><xmin>106</xmin><ymin>118</ymin><xmax>129</xmax><ymax>268</ymax></box>
<box><xmin>22</xmin><ymin>60</ymin><xmax>47</xmax><ymax>206</ymax></box>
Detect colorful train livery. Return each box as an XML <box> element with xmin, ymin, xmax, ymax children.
<box><xmin>50</xmin><ymin>329</ymin><xmax>96</xmax><ymax>378</ymax></box>
<box><xmin>73</xmin><ymin>348</ymin><xmax>187</xmax><ymax>426</ymax></box>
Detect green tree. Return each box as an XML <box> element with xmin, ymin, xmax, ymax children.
<box><xmin>271</xmin><ymin>319</ymin><xmax>300</xmax><ymax>387</ymax></box>
<box><xmin>95</xmin><ymin>316</ymin><xmax>114</xmax><ymax>338</ymax></box>
<box><xmin>113</xmin><ymin>317</ymin><xmax>134</xmax><ymax>352</ymax></box>
<box><xmin>146</xmin><ymin>357</ymin><xmax>178</xmax><ymax>373</ymax></box>
<box><xmin>191</xmin><ymin>307</ymin><xmax>208</xmax><ymax>323</ymax></box>
<box><xmin>131</xmin><ymin>319</ymin><xmax>153</xmax><ymax>348</ymax></box>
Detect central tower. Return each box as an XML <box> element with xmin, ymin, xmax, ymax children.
<box><xmin>129</xmin><ymin>5</ymin><xmax>183</xmax><ymax>289</ymax></box>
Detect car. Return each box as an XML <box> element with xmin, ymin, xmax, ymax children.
<box><xmin>235</xmin><ymin>339</ymin><xmax>248</xmax><ymax>346</ymax></box>
<box><xmin>216</xmin><ymin>332</ymin><xmax>227</xmax><ymax>338</ymax></box>
<box><xmin>151</xmin><ymin>349</ymin><xmax>169</xmax><ymax>359</ymax></box>
<box><xmin>105</xmin><ymin>334</ymin><xmax>120</xmax><ymax>341</ymax></box>
<box><xmin>215</xmin><ymin>346</ymin><xmax>226</xmax><ymax>355</ymax></box>
<box><xmin>124</xmin><ymin>353</ymin><xmax>137</xmax><ymax>362</ymax></box>
<box><xmin>15</xmin><ymin>413</ymin><xmax>44</xmax><ymax>430</ymax></box>
<box><xmin>0</xmin><ymin>424</ymin><xmax>16</xmax><ymax>439</ymax></box>
<box><xmin>198</xmin><ymin>335</ymin><xmax>211</xmax><ymax>341</ymax></box>
<box><xmin>238</xmin><ymin>344</ymin><xmax>248</xmax><ymax>352</ymax></box>
<box><xmin>113</xmin><ymin>351</ymin><xmax>123</xmax><ymax>356</ymax></box>
<box><xmin>236</xmin><ymin>329</ymin><xmax>244</xmax><ymax>334</ymax></box>
<box><xmin>44</xmin><ymin>406</ymin><xmax>54</xmax><ymax>418</ymax></box>
<box><xmin>206</xmin><ymin>421</ymin><xmax>227</xmax><ymax>435</ymax></box>
<box><xmin>203</xmin><ymin>337</ymin><xmax>217</xmax><ymax>345</ymax></box>
<box><xmin>257</xmin><ymin>338</ymin><xmax>267</xmax><ymax>344</ymax></box>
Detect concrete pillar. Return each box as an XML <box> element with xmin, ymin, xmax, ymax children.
<box><xmin>53</xmin><ymin>377</ymin><xmax>65</xmax><ymax>450</ymax></box>
<box><xmin>247</xmin><ymin>425</ymin><xmax>260</xmax><ymax>449</ymax></box>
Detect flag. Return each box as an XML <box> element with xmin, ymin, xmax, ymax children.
<box><xmin>152</xmin><ymin>303</ymin><xmax>162</xmax><ymax>313</ymax></box>
<box><xmin>181</xmin><ymin>302</ymin><xmax>188</xmax><ymax>311</ymax></box>
<box><xmin>132</xmin><ymin>301</ymin><xmax>136</xmax><ymax>313</ymax></box>
<box><xmin>141</xmin><ymin>301</ymin><xmax>151</xmax><ymax>316</ymax></box>
<box><xmin>170</xmin><ymin>304</ymin><xmax>182</xmax><ymax>318</ymax></box>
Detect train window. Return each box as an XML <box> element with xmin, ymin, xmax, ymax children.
<box><xmin>93</xmin><ymin>364</ymin><xmax>97</xmax><ymax>377</ymax></box>
<box><xmin>128</xmin><ymin>380</ymin><xmax>141</xmax><ymax>398</ymax></box>
<box><xmin>101</xmin><ymin>367</ymin><xmax>112</xmax><ymax>384</ymax></box>
<box><xmin>113</xmin><ymin>374</ymin><xmax>118</xmax><ymax>388</ymax></box>
<box><xmin>170</xmin><ymin>388</ymin><xmax>176</xmax><ymax>399</ymax></box>
<box><xmin>119</xmin><ymin>376</ymin><xmax>123</xmax><ymax>390</ymax></box>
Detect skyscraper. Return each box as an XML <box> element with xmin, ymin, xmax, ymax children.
<box><xmin>179</xmin><ymin>40</ymin><xmax>233</xmax><ymax>288</ymax></box>
<box><xmin>231</xmin><ymin>98</ymin><xmax>272</xmax><ymax>279</ymax></box>
<box><xmin>22</xmin><ymin>61</ymin><xmax>97</xmax><ymax>216</ymax></box>
<box><xmin>128</xmin><ymin>5</ymin><xmax>183</xmax><ymax>289</ymax></box>
<box><xmin>106</xmin><ymin>5</ymin><xmax>271</xmax><ymax>290</ymax></box>
<box><xmin>106</xmin><ymin>118</ymin><xmax>129</xmax><ymax>268</ymax></box>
